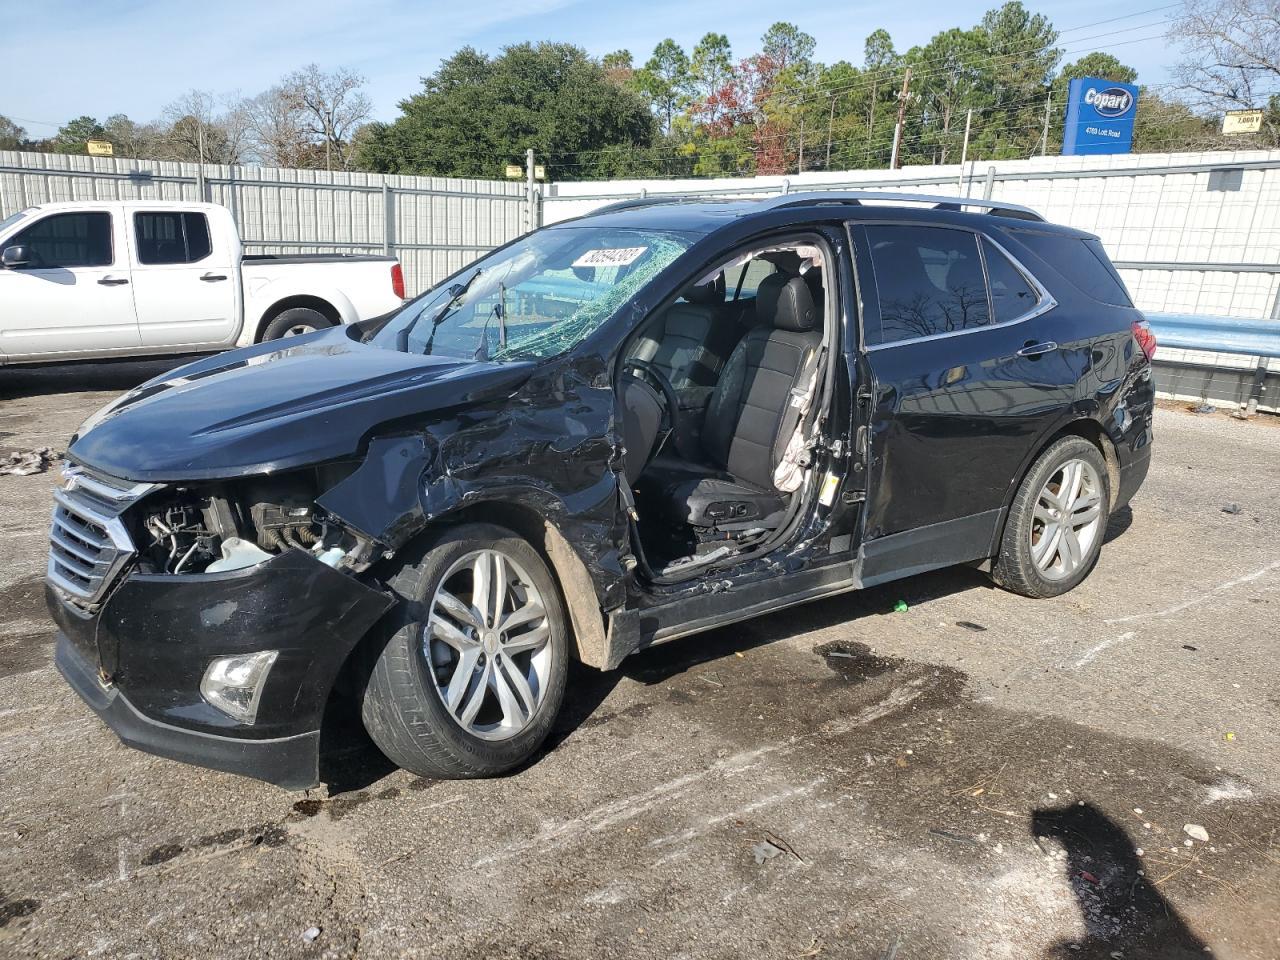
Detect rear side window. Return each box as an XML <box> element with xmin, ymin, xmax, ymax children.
<box><xmin>731</xmin><ymin>258</ymin><xmax>777</xmax><ymax>299</ymax></box>
<box><xmin>982</xmin><ymin>238</ymin><xmax>1039</xmax><ymax>323</ymax></box>
<box><xmin>1014</xmin><ymin>231</ymin><xmax>1132</xmax><ymax>307</ymax></box>
<box><xmin>12</xmin><ymin>212</ymin><xmax>113</xmax><ymax>268</ymax></box>
<box><xmin>134</xmin><ymin>212</ymin><xmax>212</xmax><ymax>264</ymax></box>
<box><xmin>864</xmin><ymin>224</ymin><xmax>990</xmax><ymax>345</ymax></box>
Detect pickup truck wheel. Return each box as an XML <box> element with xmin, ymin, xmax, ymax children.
<box><xmin>261</xmin><ymin>307</ymin><xmax>335</xmax><ymax>341</ymax></box>
<box><xmin>359</xmin><ymin>523</ymin><xmax>569</xmax><ymax>779</ymax></box>
<box><xmin>991</xmin><ymin>436</ymin><xmax>1110</xmax><ymax>599</ymax></box>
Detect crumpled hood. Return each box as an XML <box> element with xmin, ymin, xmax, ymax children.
<box><xmin>69</xmin><ymin>327</ymin><xmax>535</xmax><ymax>482</ymax></box>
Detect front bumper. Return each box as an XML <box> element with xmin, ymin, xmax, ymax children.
<box><xmin>48</xmin><ymin>549</ymin><xmax>395</xmax><ymax>790</ymax></box>
<box><xmin>56</xmin><ymin>634</ymin><xmax>322</xmax><ymax>789</ymax></box>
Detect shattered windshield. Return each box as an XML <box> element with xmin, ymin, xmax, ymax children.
<box><xmin>370</xmin><ymin>227</ymin><xmax>693</xmax><ymax>361</ymax></box>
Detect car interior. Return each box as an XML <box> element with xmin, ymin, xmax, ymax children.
<box><xmin>618</xmin><ymin>238</ymin><xmax>831</xmax><ymax>577</ymax></box>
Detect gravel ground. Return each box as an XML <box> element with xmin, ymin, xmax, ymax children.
<box><xmin>1</xmin><ymin>363</ymin><xmax>1278</xmax><ymax>960</ymax></box>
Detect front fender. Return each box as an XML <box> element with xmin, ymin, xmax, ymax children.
<box><xmin>315</xmin><ymin>356</ymin><xmax>629</xmax><ymax>616</ymax></box>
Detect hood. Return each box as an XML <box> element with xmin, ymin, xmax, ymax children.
<box><xmin>69</xmin><ymin>327</ymin><xmax>535</xmax><ymax>482</ymax></box>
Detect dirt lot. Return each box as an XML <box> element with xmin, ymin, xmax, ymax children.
<box><xmin>1</xmin><ymin>361</ymin><xmax>1278</xmax><ymax>960</ymax></box>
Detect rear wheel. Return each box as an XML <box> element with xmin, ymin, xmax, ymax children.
<box><xmin>261</xmin><ymin>306</ymin><xmax>335</xmax><ymax>341</ymax></box>
<box><xmin>360</xmin><ymin>524</ymin><xmax>569</xmax><ymax>779</ymax></box>
<box><xmin>992</xmin><ymin>436</ymin><xmax>1109</xmax><ymax>598</ymax></box>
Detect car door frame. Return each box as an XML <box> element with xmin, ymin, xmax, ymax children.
<box><xmin>845</xmin><ymin>216</ymin><xmax>1069</xmax><ymax>587</ymax></box>
<box><xmin>125</xmin><ymin>205</ymin><xmax>240</xmax><ymax>349</ymax></box>
<box><xmin>0</xmin><ymin>204</ymin><xmax>140</xmax><ymax>361</ymax></box>
<box><xmin>607</xmin><ymin>222</ymin><xmax>865</xmax><ymax>657</ymax></box>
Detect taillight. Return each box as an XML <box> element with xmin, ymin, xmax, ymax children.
<box><xmin>391</xmin><ymin>263</ymin><xmax>405</xmax><ymax>300</ymax></box>
<box><xmin>1132</xmin><ymin>319</ymin><xmax>1157</xmax><ymax>359</ymax></box>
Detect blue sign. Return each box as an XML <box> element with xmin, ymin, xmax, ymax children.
<box><xmin>1062</xmin><ymin>77</ymin><xmax>1139</xmax><ymax>155</ymax></box>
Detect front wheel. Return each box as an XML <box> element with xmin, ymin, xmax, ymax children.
<box><xmin>360</xmin><ymin>524</ymin><xmax>569</xmax><ymax>779</ymax></box>
<box><xmin>991</xmin><ymin>436</ymin><xmax>1110</xmax><ymax>599</ymax></box>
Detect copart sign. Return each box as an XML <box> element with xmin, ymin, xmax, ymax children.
<box><xmin>1062</xmin><ymin>77</ymin><xmax>1139</xmax><ymax>155</ymax></box>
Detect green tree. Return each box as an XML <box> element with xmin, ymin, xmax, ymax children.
<box><xmin>761</xmin><ymin>22</ymin><xmax>816</xmax><ymax>70</ymax></box>
<box><xmin>906</xmin><ymin>28</ymin><xmax>987</xmax><ymax>164</ymax></box>
<box><xmin>974</xmin><ymin>2</ymin><xmax>1060</xmax><ymax>158</ymax></box>
<box><xmin>357</xmin><ymin>43</ymin><xmax>657</xmax><ymax>180</ymax></box>
<box><xmin>635</xmin><ymin>39</ymin><xmax>692</xmax><ymax>133</ymax></box>
<box><xmin>690</xmin><ymin>32</ymin><xmax>734</xmax><ymax>122</ymax></box>
<box><xmin>0</xmin><ymin>115</ymin><xmax>28</xmax><ymax>150</ymax></box>
<box><xmin>601</xmin><ymin>50</ymin><xmax>635</xmax><ymax>88</ymax></box>
<box><xmin>863</xmin><ymin>29</ymin><xmax>898</xmax><ymax>71</ymax></box>
<box><xmin>52</xmin><ymin>115</ymin><xmax>105</xmax><ymax>154</ymax></box>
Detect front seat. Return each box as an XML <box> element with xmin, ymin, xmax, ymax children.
<box><xmin>630</xmin><ymin>272</ymin><xmax>740</xmax><ymax>399</ymax></box>
<box><xmin>647</xmin><ymin>273</ymin><xmax>822</xmax><ymax>530</ymax></box>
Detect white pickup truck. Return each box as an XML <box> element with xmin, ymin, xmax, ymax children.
<box><xmin>0</xmin><ymin>199</ymin><xmax>405</xmax><ymax>364</ymax></box>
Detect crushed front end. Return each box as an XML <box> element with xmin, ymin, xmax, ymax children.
<box><xmin>47</xmin><ymin>463</ymin><xmax>394</xmax><ymax>790</ymax></box>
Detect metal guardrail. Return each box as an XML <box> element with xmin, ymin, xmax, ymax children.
<box><xmin>1146</xmin><ymin>312</ymin><xmax>1280</xmax><ymax>359</ymax></box>
<box><xmin>1145</xmin><ymin>312</ymin><xmax>1277</xmax><ymax>415</ymax></box>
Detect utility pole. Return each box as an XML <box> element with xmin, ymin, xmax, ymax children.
<box><xmin>525</xmin><ymin>147</ymin><xmax>537</xmax><ymax>234</ymax></box>
<box><xmin>957</xmin><ymin>108</ymin><xmax>973</xmax><ymax>195</ymax></box>
<box><xmin>826</xmin><ymin>94</ymin><xmax>836</xmax><ymax>168</ymax></box>
<box><xmin>798</xmin><ymin>118</ymin><xmax>805</xmax><ymax>174</ymax></box>
<box><xmin>196</xmin><ymin>124</ymin><xmax>206</xmax><ymax>202</ymax></box>
<box><xmin>1040</xmin><ymin>93</ymin><xmax>1052</xmax><ymax>157</ymax></box>
<box><xmin>890</xmin><ymin>67</ymin><xmax>911</xmax><ymax>170</ymax></box>
<box><xmin>866</xmin><ymin>79</ymin><xmax>877</xmax><ymax>164</ymax></box>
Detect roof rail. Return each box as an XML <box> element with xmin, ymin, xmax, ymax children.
<box><xmin>582</xmin><ymin>196</ymin><xmax>696</xmax><ymax>216</ymax></box>
<box><xmin>756</xmin><ymin>190</ymin><xmax>1045</xmax><ymax>221</ymax></box>
<box><xmin>577</xmin><ymin>188</ymin><xmax>1046</xmax><ymax>223</ymax></box>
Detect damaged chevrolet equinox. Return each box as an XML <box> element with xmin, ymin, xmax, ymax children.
<box><xmin>48</xmin><ymin>192</ymin><xmax>1155</xmax><ymax>789</ymax></box>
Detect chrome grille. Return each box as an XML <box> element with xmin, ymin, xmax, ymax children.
<box><xmin>47</xmin><ymin>468</ymin><xmax>158</xmax><ymax>604</ymax></box>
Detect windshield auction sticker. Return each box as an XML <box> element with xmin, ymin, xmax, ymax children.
<box><xmin>572</xmin><ymin>247</ymin><xmax>647</xmax><ymax>268</ymax></box>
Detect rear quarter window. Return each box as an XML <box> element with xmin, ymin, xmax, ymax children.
<box><xmin>1012</xmin><ymin>231</ymin><xmax>1133</xmax><ymax>307</ymax></box>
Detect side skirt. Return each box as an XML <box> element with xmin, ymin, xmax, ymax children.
<box><xmin>859</xmin><ymin>508</ymin><xmax>1004</xmax><ymax>587</ymax></box>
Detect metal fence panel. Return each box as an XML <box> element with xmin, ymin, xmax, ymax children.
<box><xmin>0</xmin><ymin>150</ymin><xmax>527</xmax><ymax>296</ymax></box>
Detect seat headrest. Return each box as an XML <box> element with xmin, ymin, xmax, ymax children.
<box><xmin>683</xmin><ymin>271</ymin><xmax>724</xmax><ymax>305</ymax></box>
<box><xmin>756</xmin><ymin>273</ymin><xmax>817</xmax><ymax>332</ymax></box>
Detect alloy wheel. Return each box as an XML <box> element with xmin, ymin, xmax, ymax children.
<box><xmin>423</xmin><ymin>549</ymin><xmax>552</xmax><ymax>740</ymax></box>
<box><xmin>1030</xmin><ymin>458</ymin><xmax>1104</xmax><ymax>581</ymax></box>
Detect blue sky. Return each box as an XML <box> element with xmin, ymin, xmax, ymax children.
<box><xmin>1</xmin><ymin>0</ymin><xmax>1179</xmax><ymax>135</ymax></box>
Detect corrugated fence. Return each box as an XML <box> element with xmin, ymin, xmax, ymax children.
<box><xmin>0</xmin><ymin>150</ymin><xmax>529</xmax><ymax>297</ymax></box>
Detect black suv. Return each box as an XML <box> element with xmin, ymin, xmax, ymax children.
<box><xmin>47</xmin><ymin>192</ymin><xmax>1155</xmax><ymax>789</ymax></box>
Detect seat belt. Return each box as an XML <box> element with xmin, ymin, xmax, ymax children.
<box><xmin>772</xmin><ymin>345</ymin><xmax>825</xmax><ymax>493</ymax></box>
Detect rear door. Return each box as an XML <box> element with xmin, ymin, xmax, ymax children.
<box><xmin>849</xmin><ymin>220</ymin><xmax>1076</xmax><ymax>582</ymax></box>
<box><xmin>129</xmin><ymin>209</ymin><xmax>238</xmax><ymax>347</ymax></box>
<box><xmin>0</xmin><ymin>207</ymin><xmax>140</xmax><ymax>360</ymax></box>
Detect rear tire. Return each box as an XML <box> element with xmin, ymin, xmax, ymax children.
<box><xmin>991</xmin><ymin>436</ymin><xmax>1110</xmax><ymax>599</ymax></box>
<box><xmin>261</xmin><ymin>307</ymin><xmax>335</xmax><ymax>341</ymax></box>
<box><xmin>359</xmin><ymin>524</ymin><xmax>569</xmax><ymax>779</ymax></box>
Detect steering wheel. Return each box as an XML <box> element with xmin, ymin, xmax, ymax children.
<box><xmin>622</xmin><ymin>359</ymin><xmax>682</xmax><ymax>455</ymax></box>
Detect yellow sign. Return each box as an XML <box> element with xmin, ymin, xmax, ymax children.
<box><xmin>534</xmin><ymin>164</ymin><xmax>546</xmax><ymax>180</ymax></box>
<box><xmin>1223</xmin><ymin>110</ymin><xmax>1264</xmax><ymax>134</ymax></box>
<box><xmin>86</xmin><ymin>140</ymin><xmax>114</xmax><ymax>156</ymax></box>
<box><xmin>504</xmin><ymin>164</ymin><xmax>522</xmax><ymax>179</ymax></box>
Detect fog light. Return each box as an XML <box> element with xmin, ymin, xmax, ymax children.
<box><xmin>200</xmin><ymin>651</ymin><xmax>278</xmax><ymax>723</ymax></box>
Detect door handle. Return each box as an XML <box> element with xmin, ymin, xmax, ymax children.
<box><xmin>1017</xmin><ymin>340</ymin><xmax>1057</xmax><ymax>358</ymax></box>
<box><xmin>98</xmin><ymin>276</ymin><xmax>129</xmax><ymax>286</ymax></box>
<box><xmin>200</xmin><ymin>273</ymin><xmax>228</xmax><ymax>282</ymax></box>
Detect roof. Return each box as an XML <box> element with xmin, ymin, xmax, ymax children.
<box><xmin>554</xmin><ymin>190</ymin><xmax>1092</xmax><ymax>238</ymax></box>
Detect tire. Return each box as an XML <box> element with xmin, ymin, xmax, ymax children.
<box><xmin>359</xmin><ymin>523</ymin><xmax>570</xmax><ymax>779</ymax></box>
<box><xmin>991</xmin><ymin>436</ymin><xmax>1110</xmax><ymax>599</ymax></box>
<box><xmin>260</xmin><ymin>307</ymin><xmax>335</xmax><ymax>341</ymax></box>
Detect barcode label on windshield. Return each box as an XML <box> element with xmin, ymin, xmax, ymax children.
<box><xmin>572</xmin><ymin>246</ymin><xmax>647</xmax><ymax>268</ymax></box>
